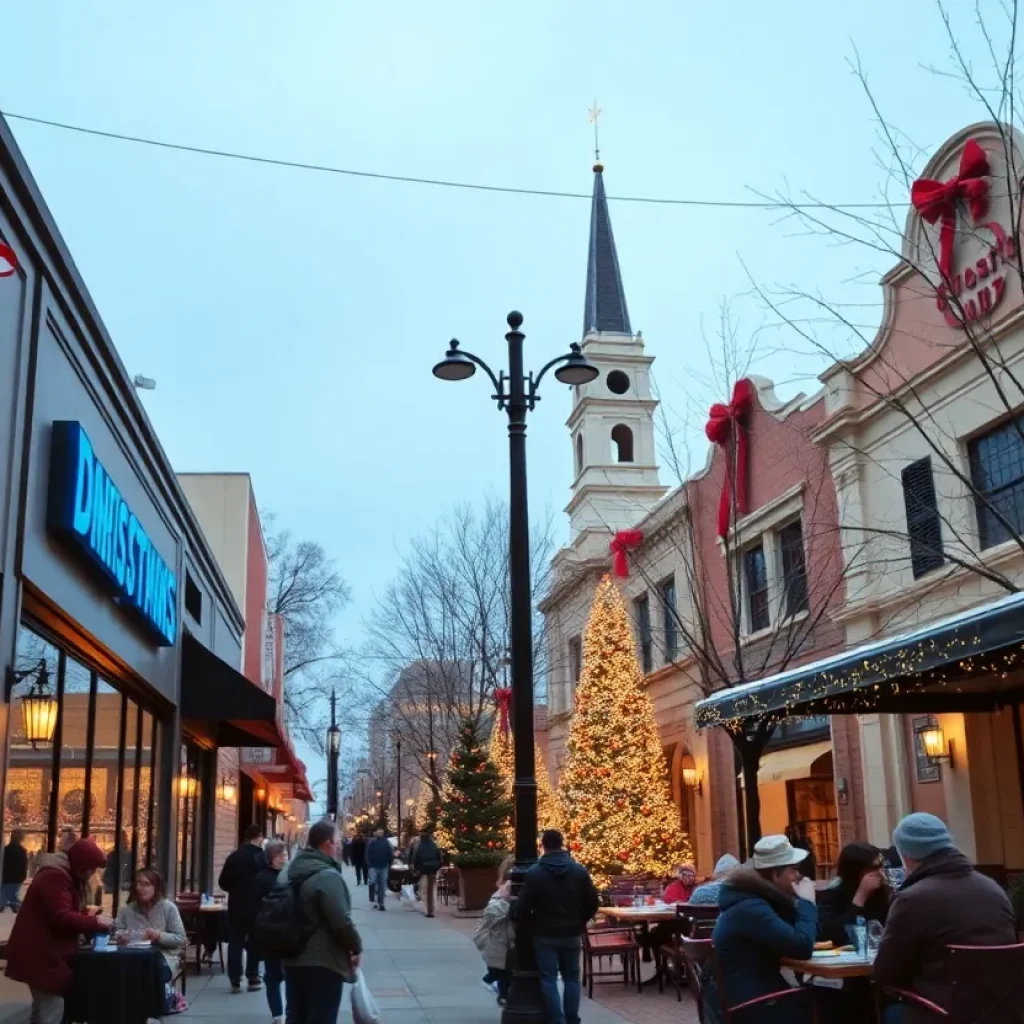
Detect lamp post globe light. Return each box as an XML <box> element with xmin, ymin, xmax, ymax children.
<box><xmin>432</xmin><ymin>310</ymin><xmax>598</xmax><ymax>1022</ymax></box>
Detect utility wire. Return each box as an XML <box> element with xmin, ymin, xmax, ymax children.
<box><xmin>1</xmin><ymin>108</ymin><xmax>908</xmax><ymax>211</ymax></box>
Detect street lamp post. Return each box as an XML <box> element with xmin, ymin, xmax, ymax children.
<box><xmin>433</xmin><ymin>310</ymin><xmax>598</xmax><ymax>1023</ymax></box>
<box><xmin>376</xmin><ymin>789</ymin><xmax>385</xmax><ymax>831</ymax></box>
<box><xmin>326</xmin><ymin>689</ymin><xmax>341</xmax><ymax>821</ymax></box>
<box><xmin>392</xmin><ymin>729</ymin><xmax>402</xmax><ymax>843</ymax></box>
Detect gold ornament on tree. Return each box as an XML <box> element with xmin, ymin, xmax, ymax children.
<box><xmin>561</xmin><ymin>575</ymin><xmax>693</xmax><ymax>882</ymax></box>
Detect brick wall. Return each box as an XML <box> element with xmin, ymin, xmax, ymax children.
<box><xmin>212</xmin><ymin>748</ymin><xmax>240</xmax><ymax>892</ymax></box>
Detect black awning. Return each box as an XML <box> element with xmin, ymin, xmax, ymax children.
<box><xmin>695</xmin><ymin>591</ymin><xmax>1024</xmax><ymax>727</ymax></box>
<box><xmin>180</xmin><ymin>632</ymin><xmax>282</xmax><ymax>747</ymax></box>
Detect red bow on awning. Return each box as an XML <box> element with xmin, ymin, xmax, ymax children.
<box><xmin>911</xmin><ymin>139</ymin><xmax>990</xmax><ymax>280</ymax></box>
<box><xmin>0</xmin><ymin>243</ymin><xmax>16</xmax><ymax>278</ymax></box>
<box><xmin>494</xmin><ymin>687</ymin><xmax>512</xmax><ymax>736</ymax></box>
<box><xmin>610</xmin><ymin>530</ymin><xmax>644</xmax><ymax>577</ymax></box>
<box><xmin>705</xmin><ymin>378</ymin><xmax>755</xmax><ymax>538</ymax></box>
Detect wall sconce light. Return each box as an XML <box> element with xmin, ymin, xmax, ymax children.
<box><xmin>681</xmin><ymin>753</ymin><xmax>703</xmax><ymax>796</ymax></box>
<box><xmin>256</xmin><ymin>787</ymin><xmax>267</xmax><ymax>801</ymax></box>
<box><xmin>217</xmin><ymin>776</ymin><xmax>237</xmax><ymax>803</ymax></box>
<box><xmin>921</xmin><ymin>725</ymin><xmax>955</xmax><ymax>768</ymax></box>
<box><xmin>179</xmin><ymin>774</ymin><xmax>198</xmax><ymax>799</ymax></box>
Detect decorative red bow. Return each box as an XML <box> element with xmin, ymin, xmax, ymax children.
<box><xmin>0</xmin><ymin>243</ymin><xmax>16</xmax><ymax>278</ymax></box>
<box><xmin>911</xmin><ymin>139</ymin><xmax>990</xmax><ymax>280</ymax></box>
<box><xmin>705</xmin><ymin>378</ymin><xmax>755</xmax><ymax>538</ymax></box>
<box><xmin>494</xmin><ymin>687</ymin><xmax>512</xmax><ymax>736</ymax></box>
<box><xmin>610</xmin><ymin>530</ymin><xmax>644</xmax><ymax>577</ymax></box>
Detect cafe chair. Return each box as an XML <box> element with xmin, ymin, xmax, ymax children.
<box><xmin>654</xmin><ymin>905</ymin><xmax>689</xmax><ymax>1001</ymax></box>
<box><xmin>681</xmin><ymin>938</ymin><xmax>713</xmax><ymax>1024</ymax></box>
<box><xmin>582</xmin><ymin>926</ymin><xmax>642</xmax><ymax>999</ymax></box>
<box><xmin>947</xmin><ymin>942</ymin><xmax>1024</xmax><ymax>1022</ymax></box>
<box><xmin>174</xmin><ymin>891</ymin><xmax>207</xmax><ymax>976</ymax></box>
<box><xmin>875</xmin><ymin>987</ymin><xmax>948</xmax><ymax>1020</ymax></box>
<box><xmin>714</xmin><ymin>956</ymin><xmax>818</xmax><ymax>1024</ymax></box>
<box><xmin>682</xmin><ymin>903</ymin><xmax>720</xmax><ymax>938</ymax></box>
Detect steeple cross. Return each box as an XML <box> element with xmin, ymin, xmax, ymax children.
<box><xmin>588</xmin><ymin>100</ymin><xmax>602</xmax><ymax>162</ymax></box>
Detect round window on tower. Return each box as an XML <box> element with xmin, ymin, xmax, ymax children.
<box><xmin>607</xmin><ymin>370</ymin><xmax>631</xmax><ymax>395</ymax></box>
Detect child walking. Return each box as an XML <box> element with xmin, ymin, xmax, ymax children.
<box><xmin>473</xmin><ymin>855</ymin><xmax>514</xmax><ymax>1005</ymax></box>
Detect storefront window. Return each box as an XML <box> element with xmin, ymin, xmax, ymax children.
<box><xmin>4</xmin><ymin>624</ymin><xmax>164</xmax><ymax>911</ymax></box>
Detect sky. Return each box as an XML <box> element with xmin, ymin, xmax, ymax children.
<box><xmin>0</xmin><ymin>0</ymin><xmax>1011</xmax><ymax>808</ymax></box>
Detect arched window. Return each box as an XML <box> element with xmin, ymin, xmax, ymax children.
<box><xmin>575</xmin><ymin>433</ymin><xmax>584</xmax><ymax>476</ymax></box>
<box><xmin>611</xmin><ymin>424</ymin><xmax>634</xmax><ymax>463</ymax></box>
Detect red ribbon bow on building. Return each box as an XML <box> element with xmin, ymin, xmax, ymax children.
<box><xmin>910</xmin><ymin>139</ymin><xmax>990</xmax><ymax>280</ymax></box>
<box><xmin>705</xmin><ymin>378</ymin><xmax>755</xmax><ymax>538</ymax></box>
<box><xmin>494</xmin><ymin>687</ymin><xmax>512</xmax><ymax>737</ymax></box>
<box><xmin>610</xmin><ymin>530</ymin><xmax>644</xmax><ymax>577</ymax></box>
<box><xmin>0</xmin><ymin>243</ymin><xmax>16</xmax><ymax>278</ymax></box>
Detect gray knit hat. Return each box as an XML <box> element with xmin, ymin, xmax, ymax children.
<box><xmin>892</xmin><ymin>812</ymin><xmax>954</xmax><ymax>861</ymax></box>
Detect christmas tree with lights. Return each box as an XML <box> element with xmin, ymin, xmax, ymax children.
<box><xmin>489</xmin><ymin>688</ymin><xmax>563</xmax><ymax>843</ymax></box>
<box><xmin>438</xmin><ymin>716</ymin><xmax>512</xmax><ymax>866</ymax></box>
<box><xmin>561</xmin><ymin>575</ymin><xmax>692</xmax><ymax>880</ymax></box>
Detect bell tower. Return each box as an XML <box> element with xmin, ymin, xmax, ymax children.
<box><xmin>566</xmin><ymin>160</ymin><xmax>666</xmax><ymax>559</ymax></box>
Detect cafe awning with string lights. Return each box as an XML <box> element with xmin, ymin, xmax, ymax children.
<box><xmin>694</xmin><ymin>590</ymin><xmax>1024</xmax><ymax>728</ymax></box>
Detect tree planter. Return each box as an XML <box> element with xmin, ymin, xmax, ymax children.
<box><xmin>458</xmin><ymin>864</ymin><xmax>498</xmax><ymax>911</ymax></box>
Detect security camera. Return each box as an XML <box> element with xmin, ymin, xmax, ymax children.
<box><xmin>132</xmin><ymin>375</ymin><xmax>157</xmax><ymax>391</ymax></box>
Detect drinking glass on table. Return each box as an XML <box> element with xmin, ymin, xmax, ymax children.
<box><xmin>867</xmin><ymin>920</ymin><xmax>883</xmax><ymax>956</ymax></box>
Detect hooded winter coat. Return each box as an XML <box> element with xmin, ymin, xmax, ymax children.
<box><xmin>282</xmin><ymin>848</ymin><xmax>363</xmax><ymax>981</ymax></box>
<box><xmin>6</xmin><ymin>842</ymin><xmax>109</xmax><ymax>994</ymax></box>
<box><xmin>473</xmin><ymin>890</ymin><xmax>513</xmax><ymax>969</ymax></box>
<box><xmin>511</xmin><ymin>850</ymin><xmax>600</xmax><ymax>938</ymax></box>
<box><xmin>873</xmin><ymin>848</ymin><xmax>1016</xmax><ymax>1021</ymax></box>
<box><xmin>707</xmin><ymin>868</ymin><xmax>816</xmax><ymax>1019</ymax></box>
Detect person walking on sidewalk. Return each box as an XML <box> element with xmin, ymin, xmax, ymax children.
<box><xmin>365</xmin><ymin>829</ymin><xmax>393</xmax><ymax>911</ymax></box>
<box><xmin>350</xmin><ymin>833</ymin><xmax>367</xmax><ymax>887</ymax></box>
<box><xmin>412</xmin><ymin>827</ymin><xmax>443</xmax><ymax>918</ymax></box>
<box><xmin>252</xmin><ymin>841</ymin><xmax>289</xmax><ymax>1024</ymax></box>
<box><xmin>511</xmin><ymin>829</ymin><xmax>599</xmax><ymax>1024</ymax></box>
<box><xmin>284</xmin><ymin>820</ymin><xmax>362</xmax><ymax>1024</ymax></box>
<box><xmin>1</xmin><ymin>829</ymin><xmax>28</xmax><ymax>912</ymax></box>
<box><xmin>218</xmin><ymin>824</ymin><xmax>266</xmax><ymax>993</ymax></box>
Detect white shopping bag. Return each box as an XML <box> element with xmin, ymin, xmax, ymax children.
<box><xmin>351</xmin><ymin>968</ymin><xmax>383</xmax><ymax>1024</ymax></box>
<box><xmin>400</xmin><ymin>883</ymin><xmax>415</xmax><ymax>902</ymax></box>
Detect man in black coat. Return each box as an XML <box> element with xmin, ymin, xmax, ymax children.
<box><xmin>412</xmin><ymin>828</ymin><xmax>443</xmax><ymax>918</ymax></box>
<box><xmin>1</xmin><ymin>829</ymin><xmax>28</xmax><ymax>912</ymax></box>
<box><xmin>218</xmin><ymin>824</ymin><xmax>266</xmax><ymax>992</ymax></box>
<box><xmin>349</xmin><ymin>833</ymin><xmax>367</xmax><ymax>887</ymax></box>
<box><xmin>512</xmin><ymin>830</ymin><xmax>599</xmax><ymax>1024</ymax></box>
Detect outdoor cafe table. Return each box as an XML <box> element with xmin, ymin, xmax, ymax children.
<box><xmin>782</xmin><ymin>951</ymin><xmax>875</xmax><ymax>980</ymax></box>
<box><xmin>67</xmin><ymin>945</ymin><xmax>165</xmax><ymax>1024</ymax></box>
<box><xmin>596</xmin><ymin>903</ymin><xmax>678</xmax><ymax>924</ymax></box>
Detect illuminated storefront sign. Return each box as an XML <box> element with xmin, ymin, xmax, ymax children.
<box><xmin>47</xmin><ymin>421</ymin><xmax>178</xmax><ymax>646</ymax></box>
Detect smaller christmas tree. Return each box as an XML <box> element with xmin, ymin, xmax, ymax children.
<box><xmin>438</xmin><ymin>716</ymin><xmax>512</xmax><ymax>866</ymax></box>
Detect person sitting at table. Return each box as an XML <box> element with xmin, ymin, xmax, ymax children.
<box><xmin>874</xmin><ymin>813</ymin><xmax>1016</xmax><ymax>1024</ymax></box>
<box><xmin>663</xmin><ymin>862</ymin><xmax>697</xmax><ymax>904</ymax></box>
<box><xmin>689</xmin><ymin>853</ymin><xmax>739</xmax><ymax>905</ymax></box>
<box><xmin>706</xmin><ymin>834</ymin><xmax>817</xmax><ymax>1024</ymax></box>
<box><xmin>114</xmin><ymin>869</ymin><xmax>186</xmax><ymax>984</ymax></box>
<box><xmin>817</xmin><ymin>842</ymin><xmax>890</xmax><ymax>946</ymax></box>
<box><xmin>5</xmin><ymin>837</ymin><xmax>115</xmax><ymax>1024</ymax></box>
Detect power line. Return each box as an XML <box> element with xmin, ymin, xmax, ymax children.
<box><xmin>1</xmin><ymin>108</ymin><xmax>906</xmax><ymax>211</ymax></box>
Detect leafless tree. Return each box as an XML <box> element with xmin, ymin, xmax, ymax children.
<box><xmin>264</xmin><ymin>511</ymin><xmax>355</xmax><ymax>752</ymax></box>
<box><xmin>360</xmin><ymin>499</ymin><xmax>555</xmax><ymax>810</ymax></box>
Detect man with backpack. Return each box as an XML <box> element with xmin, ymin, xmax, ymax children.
<box><xmin>279</xmin><ymin>820</ymin><xmax>362</xmax><ymax>1024</ymax></box>
<box><xmin>412</xmin><ymin>827</ymin><xmax>443</xmax><ymax>918</ymax></box>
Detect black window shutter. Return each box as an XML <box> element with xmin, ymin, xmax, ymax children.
<box><xmin>902</xmin><ymin>457</ymin><xmax>944</xmax><ymax>578</ymax></box>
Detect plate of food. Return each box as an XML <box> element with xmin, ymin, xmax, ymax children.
<box><xmin>126</xmin><ymin>941</ymin><xmax>152</xmax><ymax>949</ymax></box>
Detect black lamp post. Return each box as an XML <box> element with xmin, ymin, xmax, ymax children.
<box><xmin>376</xmin><ymin>789</ymin><xmax>386</xmax><ymax>831</ymax></box>
<box><xmin>326</xmin><ymin>689</ymin><xmax>341</xmax><ymax>821</ymax></box>
<box><xmin>433</xmin><ymin>310</ymin><xmax>598</xmax><ymax>1022</ymax></box>
<box><xmin>392</xmin><ymin>730</ymin><xmax>402</xmax><ymax>843</ymax></box>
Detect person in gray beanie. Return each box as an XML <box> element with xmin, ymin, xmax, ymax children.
<box><xmin>874</xmin><ymin>813</ymin><xmax>1015</xmax><ymax>1023</ymax></box>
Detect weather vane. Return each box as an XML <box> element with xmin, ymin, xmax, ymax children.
<box><xmin>588</xmin><ymin>100</ymin><xmax>602</xmax><ymax>163</ymax></box>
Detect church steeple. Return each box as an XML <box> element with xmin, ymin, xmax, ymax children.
<box><xmin>582</xmin><ymin>162</ymin><xmax>631</xmax><ymax>337</ymax></box>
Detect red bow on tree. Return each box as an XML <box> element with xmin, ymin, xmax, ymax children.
<box><xmin>705</xmin><ymin>378</ymin><xmax>755</xmax><ymax>538</ymax></box>
<box><xmin>494</xmin><ymin>687</ymin><xmax>512</xmax><ymax>736</ymax></box>
<box><xmin>0</xmin><ymin>243</ymin><xmax>16</xmax><ymax>278</ymax></box>
<box><xmin>910</xmin><ymin>139</ymin><xmax>990</xmax><ymax>280</ymax></box>
<box><xmin>610</xmin><ymin>530</ymin><xmax>644</xmax><ymax>577</ymax></box>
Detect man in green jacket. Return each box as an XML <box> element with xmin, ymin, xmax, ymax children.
<box><xmin>284</xmin><ymin>820</ymin><xmax>363</xmax><ymax>1024</ymax></box>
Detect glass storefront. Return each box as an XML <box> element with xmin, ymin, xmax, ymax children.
<box><xmin>4</xmin><ymin>623</ymin><xmax>163</xmax><ymax>916</ymax></box>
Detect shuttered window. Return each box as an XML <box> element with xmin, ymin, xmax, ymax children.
<box><xmin>902</xmin><ymin>457</ymin><xmax>944</xmax><ymax>577</ymax></box>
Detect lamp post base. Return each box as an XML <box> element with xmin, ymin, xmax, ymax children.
<box><xmin>500</xmin><ymin>926</ymin><xmax>547</xmax><ymax>1024</ymax></box>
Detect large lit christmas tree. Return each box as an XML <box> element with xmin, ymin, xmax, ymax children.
<box><xmin>561</xmin><ymin>575</ymin><xmax>692</xmax><ymax>880</ymax></box>
<box><xmin>489</xmin><ymin>688</ymin><xmax>562</xmax><ymax>844</ymax></box>
<box><xmin>438</xmin><ymin>716</ymin><xmax>512</xmax><ymax>866</ymax></box>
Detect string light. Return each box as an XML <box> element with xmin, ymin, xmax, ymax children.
<box><xmin>561</xmin><ymin>576</ymin><xmax>693</xmax><ymax>882</ymax></box>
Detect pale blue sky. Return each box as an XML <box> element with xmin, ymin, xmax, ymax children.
<box><xmin>1</xmin><ymin>1</ymin><xmax>1006</xmax><ymax>802</ymax></box>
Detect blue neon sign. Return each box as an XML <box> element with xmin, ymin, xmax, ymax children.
<box><xmin>47</xmin><ymin>421</ymin><xmax>178</xmax><ymax>647</ymax></box>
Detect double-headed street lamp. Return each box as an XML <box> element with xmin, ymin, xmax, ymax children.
<box><xmin>433</xmin><ymin>311</ymin><xmax>598</xmax><ymax>1022</ymax></box>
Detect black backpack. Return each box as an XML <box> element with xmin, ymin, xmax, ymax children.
<box><xmin>251</xmin><ymin>877</ymin><xmax>316</xmax><ymax>959</ymax></box>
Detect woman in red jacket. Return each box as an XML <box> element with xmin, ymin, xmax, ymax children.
<box><xmin>6</xmin><ymin>838</ymin><xmax>114</xmax><ymax>1024</ymax></box>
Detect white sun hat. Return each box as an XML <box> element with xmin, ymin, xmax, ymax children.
<box><xmin>751</xmin><ymin>835</ymin><xmax>809</xmax><ymax>869</ymax></box>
